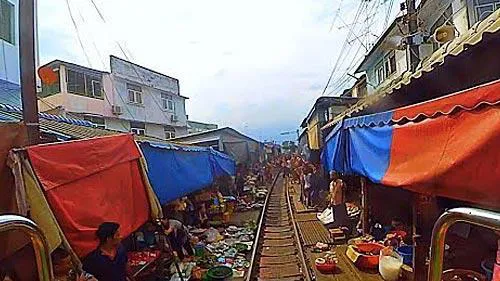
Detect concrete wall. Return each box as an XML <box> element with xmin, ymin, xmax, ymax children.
<box><xmin>145</xmin><ymin>123</ymin><xmax>165</xmax><ymax>139</ymax></box>
<box><xmin>364</xmin><ymin>0</ymin><xmax>474</xmax><ymax>95</ymax></box>
<box><xmin>104</xmin><ymin>57</ymin><xmax>188</xmax><ymax>131</ymax></box>
<box><xmin>105</xmin><ymin>74</ymin><xmax>188</xmax><ymax>125</ymax></box>
<box><xmin>366</xmin><ymin>49</ymin><xmax>407</xmax><ymax>95</ymax></box>
<box><xmin>0</xmin><ymin>0</ymin><xmax>20</xmax><ymax>84</ymax></box>
<box><xmin>110</xmin><ymin>56</ymin><xmax>179</xmax><ymax>94</ymax></box>
<box><xmin>104</xmin><ymin>117</ymin><xmax>130</xmax><ymax>132</ymax></box>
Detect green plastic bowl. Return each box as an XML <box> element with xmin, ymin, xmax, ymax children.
<box><xmin>206</xmin><ymin>265</ymin><xmax>233</xmax><ymax>280</ymax></box>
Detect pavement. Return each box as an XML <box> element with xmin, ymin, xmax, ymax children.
<box><xmin>287</xmin><ymin>181</ymin><xmax>384</xmax><ymax>281</ymax></box>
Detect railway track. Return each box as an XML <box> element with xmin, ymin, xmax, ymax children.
<box><xmin>246</xmin><ymin>174</ymin><xmax>312</xmax><ymax>281</ymax></box>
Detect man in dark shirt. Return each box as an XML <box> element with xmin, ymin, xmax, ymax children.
<box><xmin>82</xmin><ymin>222</ymin><xmax>130</xmax><ymax>281</ymax></box>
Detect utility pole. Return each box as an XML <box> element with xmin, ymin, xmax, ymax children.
<box><xmin>406</xmin><ymin>0</ymin><xmax>420</xmax><ymax>72</ymax></box>
<box><xmin>19</xmin><ymin>0</ymin><xmax>40</xmax><ymax>144</ymax></box>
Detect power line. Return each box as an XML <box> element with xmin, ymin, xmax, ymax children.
<box><xmin>65</xmin><ymin>0</ymin><xmax>93</xmax><ymax>68</ymax></box>
<box><xmin>64</xmin><ymin>0</ymin><xmax>138</xmax><ymax>132</ymax></box>
<box><xmin>319</xmin><ymin>0</ymin><xmax>367</xmax><ymax>96</ymax></box>
<box><xmin>329</xmin><ymin>0</ymin><xmax>345</xmax><ymax>32</ymax></box>
<box><xmin>324</xmin><ymin>0</ymin><xmax>392</xmax><ymax>96</ymax></box>
<box><xmin>85</xmin><ymin>0</ymin><xmax>179</xmax><ymax>135</ymax></box>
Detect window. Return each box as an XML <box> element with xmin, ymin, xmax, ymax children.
<box><xmin>376</xmin><ymin>63</ymin><xmax>385</xmax><ymax>85</ymax></box>
<box><xmin>83</xmin><ymin>116</ymin><xmax>105</xmax><ymax>129</ymax></box>
<box><xmin>85</xmin><ymin>75</ymin><xmax>102</xmax><ymax>98</ymax></box>
<box><xmin>66</xmin><ymin>69</ymin><xmax>103</xmax><ymax>99</ymax></box>
<box><xmin>375</xmin><ymin>51</ymin><xmax>396</xmax><ymax>85</ymax></box>
<box><xmin>0</xmin><ymin>0</ymin><xmax>14</xmax><ymax>44</ymax></box>
<box><xmin>385</xmin><ymin>52</ymin><xmax>396</xmax><ymax>77</ymax></box>
<box><xmin>474</xmin><ymin>0</ymin><xmax>500</xmax><ymax>22</ymax></box>
<box><xmin>127</xmin><ymin>83</ymin><xmax>143</xmax><ymax>104</ymax></box>
<box><xmin>67</xmin><ymin>69</ymin><xmax>86</xmax><ymax>95</ymax></box>
<box><xmin>130</xmin><ymin>121</ymin><xmax>145</xmax><ymax>135</ymax></box>
<box><xmin>161</xmin><ymin>92</ymin><xmax>175</xmax><ymax>111</ymax></box>
<box><xmin>164</xmin><ymin>126</ymin><xmax>176</xmax><ymax>139</ymax></box>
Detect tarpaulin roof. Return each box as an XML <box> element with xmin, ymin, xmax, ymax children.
<box><xmin>139</xmin><ymin>142</ymin><xmax>236</xmax><ymax>204</ymax></box>
<box><xmin>0</xmin><ymin>123</ymin><xmax>28</xmax><ymax>261</ymax></box>
<box><xmin>321</xmin><ymin>79</ymin><xmax>500</xmax><ymax>207</ymax></box>
<box><xmin>26</xmin><ymin>134</ymin><xmax>152</xmax><ymax>257</ymax></box>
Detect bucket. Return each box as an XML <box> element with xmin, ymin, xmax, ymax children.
<box><xmin>379</xmin><ymin>250</ymin><xmax>403</xmax><ymax>281</ymax></box>
<box><xmin>396</xmin><ymin>245</ymin><xmax>413</xmax><ymax>265</ymax></box>
<box><xmin>194</xmin><ymin>242</ymin><xmax>205</xmax><ymax>257</ymax></box>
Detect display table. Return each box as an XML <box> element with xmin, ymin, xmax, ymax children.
<box><xmin>127</xmin><ymin>250</ymin><xmax>162</xmax><ymax>277</ymax></box>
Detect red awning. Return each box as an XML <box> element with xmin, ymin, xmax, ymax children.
<box><xmin>322</xmin><ymin>79</ymin><xmax>500</xmax><ymax>207</ymax></box>
<box><xmin>392</xmin><ymin>79</ymin><xmax>500</xmax><ymax>122</ymax></box>
<box><xmin>27</xmin><ymin>134</ymin><xmax>150</xmax><ymax>257</ymax></box>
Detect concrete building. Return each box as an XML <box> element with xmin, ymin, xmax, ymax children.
<box><xmin>355</xmin><ymin>0</ymin><xmax>500</xmax><ymax>95</ymax></box>
<box><xmin>300</xmin><ymin>96</ymin><xmax>358</xmax><ymax>162</ymax></box>
<box><xmin>187</xmin><ymin>120</ymin><xmax>218</xmax><ymax>135</ymax></box>
<box><xmin>0</xmin><ymin>0</ymin><xmax>19</xmax><ymax>86</ymax></box>
<box><xmin>38</xmin><ymin>56</ymin><xmax>188</xmax><ymax>140</ymax></box>
<box><xmin>106</xmin><ymin>56</ymin><xmax>188</xmax><ymax>139</ymax></box>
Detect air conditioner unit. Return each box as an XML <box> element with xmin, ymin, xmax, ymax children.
<box><xmin>112</xmin><ymin>105</ymin><xmax>123</xmax><ymax>115</ymax></box>
<box><xmin>171</xmin><ymin>115</ymin><xmax>179</xmax><ymax>122</ymax></box>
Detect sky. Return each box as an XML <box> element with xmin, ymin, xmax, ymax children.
<box><xmin>37</xmin><ymin>0</ymin><xmax>398</xmax><ymax>143</ymax></box>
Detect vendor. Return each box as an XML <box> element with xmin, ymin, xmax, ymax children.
<box><xmin>82</xmin><ymin>222</ymin><xmax>131</xmax><ymax>281</ymax></box>
<box><xmin>162</xmin><ymin>218</ymin><xmax>194</xmax><ymax>260</ymax></box>
<box><xmin>197</xmin><ymin>203</ymin><xmax>208</xmax><ymax>227</ymax></box>
<box><xmin>329</xmin><ymin>171</ymin><xmax>345</xmax><ymax>206</ymax></box>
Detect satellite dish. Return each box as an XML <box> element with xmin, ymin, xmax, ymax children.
<box><xmin>433</xmin><ymin>25</ymin><xmax>456</xmax><ymax>43</ymax></box>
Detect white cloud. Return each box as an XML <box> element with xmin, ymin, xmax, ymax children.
<box><xmin>38</xmin><ymin>0</ymin><xmax>398</xmax><ymax>142</ymax></box>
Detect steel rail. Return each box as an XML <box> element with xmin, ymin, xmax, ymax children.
<box><xmin>245</xmin><ymin>170</ymin><xmax>281</xmax><ymax>281</ymax></box>
<box><xmin>285</xmin><ymin>178</ymin><xmax>313</xmax><ymax>281</ymax></box>
<box><xmin>246</xmin><ymin>172</ymin><xmax>312</xmax><ymax>281</ymax></box>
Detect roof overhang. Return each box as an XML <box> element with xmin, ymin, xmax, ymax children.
<box><xmin>323</xmin><ymin>9</ymin><xmax>500</xmax><ymax>131</ymax></box>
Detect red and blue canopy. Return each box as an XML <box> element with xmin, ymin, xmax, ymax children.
<box><xmin>321</xmin><ymin>79</ymin><xmax>500</xmax><ymax>207</ymax></box>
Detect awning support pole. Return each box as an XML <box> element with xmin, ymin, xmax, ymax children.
<box><xmin>360</xmin><ymin>177</ymin><xmax>369</xmax><ymax>234</ymax></box>
<box><xmin>0</xmin><ymin>215</ymin><xmax>53</xmax><ymax>281</ymax></box>
<box><xmin>413</xmin><ymin>194</ymin><xmax>439</xmax><ymax>281</ymax></box>
<box><xmin>427</xmin><ymin>207</ymin><xmax>500</xmax><ymax>281</ymax></box>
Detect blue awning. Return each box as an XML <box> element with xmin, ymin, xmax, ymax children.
<box><xmin>139</xmin><ymin>142</ymin><xmax>236</xmax><ymax>204</ymax></box>
<box><xmin>321</xmin><ymin>111</ymin><xmax>394</xmax><ymax>177</ymax></box>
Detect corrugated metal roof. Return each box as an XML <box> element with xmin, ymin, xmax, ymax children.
<box><xmin>0</xmin><ymin>103</ymin><xmax>95</xmax><ymax>127</ymax></box>
<box><xmin>0</xmin><ymin>79</ymin><xmax>22</xmax><ymax>107</ymax></box>
<box><xmin>322</xmin><ymin>8</ymin><xmax>500</xmax><ymax>131</ymax></box>
<box><xmin>0</xmin><ymin>107</ymin><xmax>166</xmax><ymax>143</ymax></box>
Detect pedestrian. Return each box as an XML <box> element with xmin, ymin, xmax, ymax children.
<box><xmin>162</xmin><ymin>218</ymin><xmax>195</xmax><ymax>260</ymax></box>
<box><xmin>303</xmin><ymin>165</ymin><xmax>313</xmax><ymax>207</ymax></box>
<box><xmin>82</xmin><ymin>222</ymin><xmax>130</xmax><ymax>281</ymax></box>
<box><xmin>309</xmin><ymin>165</ymin><xmax>321</xmax><ymax>208</ymax></box>
<box><xmin>235</xmin><ymin>172</ymin><xmax>245</xmax><ymax>196</ymax></box>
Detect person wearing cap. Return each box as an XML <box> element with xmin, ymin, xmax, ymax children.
<box><xmin>82</xmin><ymin>222</ymin><xmax>131</xmax><ymax>281</ymax></box>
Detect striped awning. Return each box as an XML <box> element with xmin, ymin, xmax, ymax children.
<box><xmin>322</xmin><ymin>8</ymin><xmax>500</xmax><ymax>131</ymax></box>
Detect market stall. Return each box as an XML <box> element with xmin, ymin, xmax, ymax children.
<box><xmin>6</xmin><ymin>134</ymin><xmax>168</xmax><ymax>280</ymax></box>
<box><xmin>321</xmin><ymin>79</ymin><xmax>500</xmax><ymax>279</ymax></box>
<box><xmin>21</xmin><ymin>134</ymin><xmax>161</xmax><ymax>257</ymax></box>
<box><xmin>321</xmin><ymin>79</ymin><xmax>500</xmax><ymax>207</ymax></box>
<box><xmin>139</xmin><ymin>141</ymin><xmax>236</xmax><ymax>205</ymax></box>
